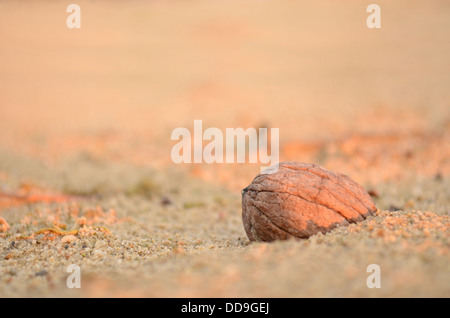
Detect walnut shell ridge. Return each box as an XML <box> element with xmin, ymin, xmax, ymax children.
<box><xmin>242</xmin><ymin>162</ymin><xmax>376</xmax><ymax>242</ymax></box>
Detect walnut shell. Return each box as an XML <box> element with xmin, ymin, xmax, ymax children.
<box><xmin>242</xmin><ymin>162</ymin><xmax>376</xmax><ymax>242</ymax></box>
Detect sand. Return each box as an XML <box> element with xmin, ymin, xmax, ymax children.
<box><xmin>0</xmin><ymin>0</ymin><xmax>449</xmax><ymax>297</ymax></box>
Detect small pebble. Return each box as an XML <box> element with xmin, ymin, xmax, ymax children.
<box><xmin>61</xmin><ymin>235</ymin><xmax>77</xmax><ymax>243</ymax></box>
<box><xmin>35</xmin><ymin>270</ymin><xmax>48</xmax><ymax>277</ymax></box>
<box><xmin>161</xmin><ymin>196</ymin><xmax>173</xmax><ymax>206</ymax></box>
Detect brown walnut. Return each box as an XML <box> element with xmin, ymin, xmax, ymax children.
<box><xmin>242</xmin><ymin>162</ymin><xmax>376</xmax><ymax>242</ymax></box>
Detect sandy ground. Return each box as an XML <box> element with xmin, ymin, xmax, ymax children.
<box><xmin>0</xmin><ymin>0</ymin><xmax>449</xmax><ymax>297</ymax></box>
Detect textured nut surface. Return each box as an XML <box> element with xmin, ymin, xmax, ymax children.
<box><xmin>242</xmin><ymin>162</ymin><xmax>376</xmax><ymax>242</ymax></box>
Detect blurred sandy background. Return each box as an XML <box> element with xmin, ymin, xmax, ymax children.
<box><xmin>0</xmin><ymin>0</ymin><xmax>449</xmax><ymax>297</ymax></box>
